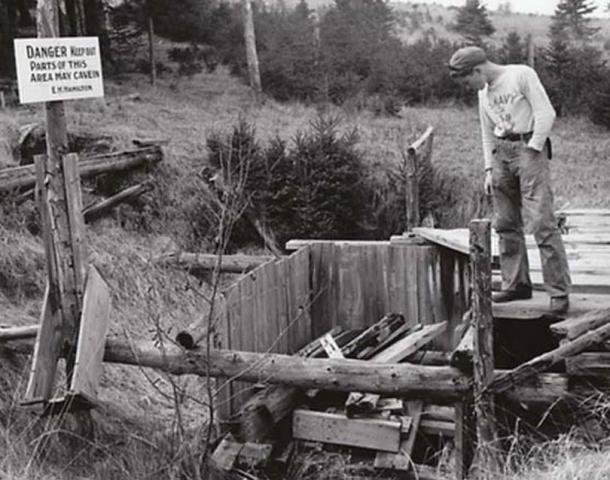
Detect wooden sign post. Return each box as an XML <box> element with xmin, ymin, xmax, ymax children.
<box><xmin>22</xmin><ymin>0</ymin><xmax>110</xmax><ymax>411</ymax></box>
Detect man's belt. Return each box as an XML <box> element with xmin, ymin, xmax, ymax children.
<box><xmin>498</xmin><ymin>132</ymin><xmax>533</xmax><ymax>142</ymax></box>
<box><xmin>497</xmin><ymin>132</ymin><xmax>552</xmax><ymax>159</ymax></box>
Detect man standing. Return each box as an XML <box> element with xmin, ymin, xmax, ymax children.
<box><xmin>448</xmin><ymin>46</ymin><xmax>571</xmax><ymax>315</ymax></box>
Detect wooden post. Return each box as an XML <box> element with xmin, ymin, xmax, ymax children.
<box><xmin>405</xmin><ymin>147</ymin><xmax>418</xmax><ymax>232</ymax></box>
<box><xmin>470</xmin><ymin>219</ymin><xmax>498</xmax><ymax>469</ymax></box>
<box><xmin>23</xmin><ymin>0</ymin><xmax>88</xmax><ymax>403</ymax></box>
<box><xmin>242</xmin><ymin>0</ymin><xmax>262</xmax><ymax>101</ymax></box>
<box><xmin>146</xmin><ymin>0</ymin><xmax>156</xmax><ymax>86</ymax></box>
<box><xmin>404</xmin><ymin>127</ymin><xmax>433</xmax><ymax>232</ymax></box>
<box><xmin>527</xmin><ymin>34</ymin><xmax>535</xmax><ymax>68</ymax></box>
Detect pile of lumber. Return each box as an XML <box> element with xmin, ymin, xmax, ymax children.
<box><xmin>210</xmin><ymin>313</ymin><xmax>452</xmax><ymax>478</ymax></box>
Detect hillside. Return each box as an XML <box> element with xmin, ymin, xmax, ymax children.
<box><xmin>276</xmin><ymin>0</ymin><xmax>610</xmax><ymax>50</ymax></box>
<box><xmin>1</xmin><ymin>60</ymin><xmax>610</xmax><ymax>479</ymax></box>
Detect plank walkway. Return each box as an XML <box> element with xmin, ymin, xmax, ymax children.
<box><xmin>411</xmin><ymin>209</ymin><xmax>610</xmax><ymax>318</ymax></box>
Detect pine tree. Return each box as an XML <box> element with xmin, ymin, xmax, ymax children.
<box><xmin>550</xmin><ymin>0</ymin><xmax>600</xmax><ymax>43</ymax></box>
<box><xmin>500</xmin><ymin>31</ymin><xmax>526</xmax><ymax>64</ymax></box>
<box><xmin>451</xmin><ymin>0</ymin><xmax>496</xmax><ymax>45</ymax></box>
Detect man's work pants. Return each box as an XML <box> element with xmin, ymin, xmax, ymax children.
<box><xmin>491</xmin><ymin>141</ymin><xmax>571</xmax><ymax>298</ymax></box>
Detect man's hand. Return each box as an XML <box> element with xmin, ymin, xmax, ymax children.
<box><xmin>484</xmin><ymin>170</ymin><xmax>493</xmax><ymax>195</ymax></box>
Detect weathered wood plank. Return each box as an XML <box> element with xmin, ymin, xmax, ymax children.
<box><xmin>372</xmin><ymin>322</ymin><xmax>447</xmax><ymax>363</ymax></box>
<box><xmin>22</xmin><ymin>285</ymin><xmax>62</xmax><ymax>403</ymax></box>
<box><xmin>566</xmin><ymin>352</ymin><xmax>610</xmax><ymax>376</ymax></box>
<box><xmin>551</xmin><ymin>308</ymin><xmax>610</xmax><ymax>339</ymax></box>
<box><xmin>293</xmin><ymin>409</ymin><xmax>401</xmax><ymax>452</ymax></box>
<box><xmin>69</xmin><ymin>265</ymin><xmax>110</xmax><ymax>400</ymax></box>
<box><xmin>374</xmin><ymin>399</ymin><xmax>423</xmax><ymax>471</ymax></box>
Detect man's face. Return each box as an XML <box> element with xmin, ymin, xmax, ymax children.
<box><xmin>457</xmin><ymin>68</ymin><xmax>486</xmax><ymax>91</ymax></box>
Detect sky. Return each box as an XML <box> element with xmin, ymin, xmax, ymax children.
<box><xmin>396</xmin><ymin>0</ymin><xmax>610</xmax><ymax>17</ymax></box>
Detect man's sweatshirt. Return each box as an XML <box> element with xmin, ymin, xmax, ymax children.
<box><xmin>478</xmin><ymin>64</ymin><xmax>556</xmax><ymax>170</ymax></box>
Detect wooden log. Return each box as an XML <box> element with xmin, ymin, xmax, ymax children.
<box><xmin>0</xmin><ymin>146</ymin><xmax>163</xmax><ymax>192</ymax></box>
<box><xmin>157</xmin><ymin>252</ymin><xmax>276</xmax><ymax>278</ymax></box>
<box><xmin>470</xmin><ymin>219</ymin><xmax>498</xmax><ymax>468</ymax></box>
<box><xmin>550</xmin><ymin>309</ymin><xmax>610</xmax><ymax>340</ymax></box>
<box><xmin>489</xmin><ymin>311</ymin><xmax>610</xmax><ymax>394</ymax></box>
<box><xmin>451</xmin><ymin>325</ymin><xmax>474</xmax><ymax>371</ymax></box>
<box><xmin>0</xmin><ymin>325</ymin><xmax>38</xmax><ymax>340</ymax></box>
<box><xmin>4</xmin><ymin>335</ymin><xmax>596</xmax><ymax>404</ymax></box>
<box><xmin>83</xmin><ymin>182</ymin><xmax>152</xmax><ymax>222</ymax></box>
<box><xmin>293</xmin><ymin>409</ymin><xmax>401</xmax><ymax>452</ymax></box>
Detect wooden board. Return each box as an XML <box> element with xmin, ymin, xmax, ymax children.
<box><xmin>293</xmin><ymin>409</ymin><xmax>401</xmax><ymax>452</ymax></box>
<box><xmin>69</xmin><ymin>265</ymin><xmax>111</xmax><ymax>400</ymax></box>
<box><xmin>372</xmin><ymin>322</ymin><xmax>447</xmax><ymax>362</ymax></box>
<box><xmin>374</xmin><ymin>399</ymin><xmax>423</xmax><ymax>471</ymax></box>
<box><xmin>22</xmin><ymin>284</ymin><xmax>62</xmax><ymax>404</ymax></box>
<box><xmin>551</xmin><ymin>306</ymin><xmax>610</xmax><ymax>339</ymax></box>
<box><xmin>566</xmin><ymin>352</ymin><xmax>610</xmax><ymax>376</ymax></box>
<box><xmin>493</xmin><ymin>291</ymin><xmax>610</xmax><ymax>321</ymax></box>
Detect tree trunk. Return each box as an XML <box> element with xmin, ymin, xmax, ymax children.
<box><xmin>242</xmin><ymin>0</ymin><xmax>262</xmax><ymax>101</ymax></box>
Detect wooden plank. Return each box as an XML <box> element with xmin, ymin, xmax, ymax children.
<box><xmin>490</xmin><ymin>310</ymin><xmax>610</xmax><ymax>394</ymax></box>
<box><xmin>372</xmin><ymin>322</ymin><xmax>447</xmax><ymax>363</ymax></box>
<box><xmin>337</xmin><ymin>245</ymin><xmax>365</xmax><ymax>329</ymax></box>
<box><xmin>22</xmin><ymin>284</ymin><xmax>62</xmax><ymax>403</ymax></box>
<box><xmin>69</xmin><ymin>265</ymin><xmax>110</xmax><ymax>400</ymax></box>
<box><xmin>238</xmin><ymin>442</ymin><xmax>273</xmax><ymax>468</ymax></box>
<box><xmin>286</xmin><ymin>239</ymin><xmax>391</xmax><ymax>251</ymax></box>
<box><xmin>388</xmin><ymin>244</ymin><xmax>410</xmax><ymax>325</ymax></box>
<box><xmin>494</xmin><ymin>291</ymin><xmax>610</xmax><ymax>321</ymax></box>
<box><xmin>374</xmin><ymin>399</ymin><xmax>423</xmax><ymax>471</ymax></box>
<box><xmin>210</xmin><ymin>434</ymin><xmax>243</xmax><ymax>471</ymax></box>
<box><xmin>551</xmin><ymin>308</ymin><xmax>610</xmax><ymax>339</ymax></box>
<box><xmin>292</xmin><ymin>409</ymin><xmax>401</xmax><ymax>452</ymax></box>
<box><xmin>566</xmin><ymin>352</ymin><xmax>610</xmax><ymax>376</ymax></box>
<box><xmin>293</xmin><ymin>246</ymin><xmax>312</xmax><ymax>351</ymax></box>
<box><xmin>0</xmin><ymin>146</ymin><xmax>163</xmax><ymax>192</ymax></box>
<box><xmin>470</xmin><ymin>219</ymin><xmax>498</xmax><ymax>468</ymax></box>
<box><xmin>341</xmin><ymin>313</ymin><xmax>406</xmax><ymax>359</ymax></box>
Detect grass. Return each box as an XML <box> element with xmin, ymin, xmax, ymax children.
<box><xmin>1</xmin><ymin>63</ymin><xmax>610</xmax><ymax>479</ymax></box>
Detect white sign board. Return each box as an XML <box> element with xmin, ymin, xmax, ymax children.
<box><xmin>14</xmin><ymin>37</ymin><xmax>104</xmax><ymax>104</ymax></box>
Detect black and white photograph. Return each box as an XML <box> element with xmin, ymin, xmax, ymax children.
<box><xmin>1</xmin><ymin>0</ymin><xmax>610</xmax><ymax>478</ymax></box>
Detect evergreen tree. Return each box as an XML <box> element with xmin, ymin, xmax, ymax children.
<box><xmin>451</xmin><ymin>0</ymin><xmax>495</xmax><ymax>45</ymax></box>
<box><xmin>550</xmin><ymin>0</ymin><xmax>600</xmax><ymax>43</ymax></box>
<box><xmin>499</xmin><ymin>31</ymin><xmax>526</xmax><ymax>64</ymax></box>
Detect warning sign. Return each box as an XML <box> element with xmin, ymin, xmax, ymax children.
<box><xmin>14</xmin><ymin>37</ymin><xmax>104</xmax><ymax>104</ymax></box>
